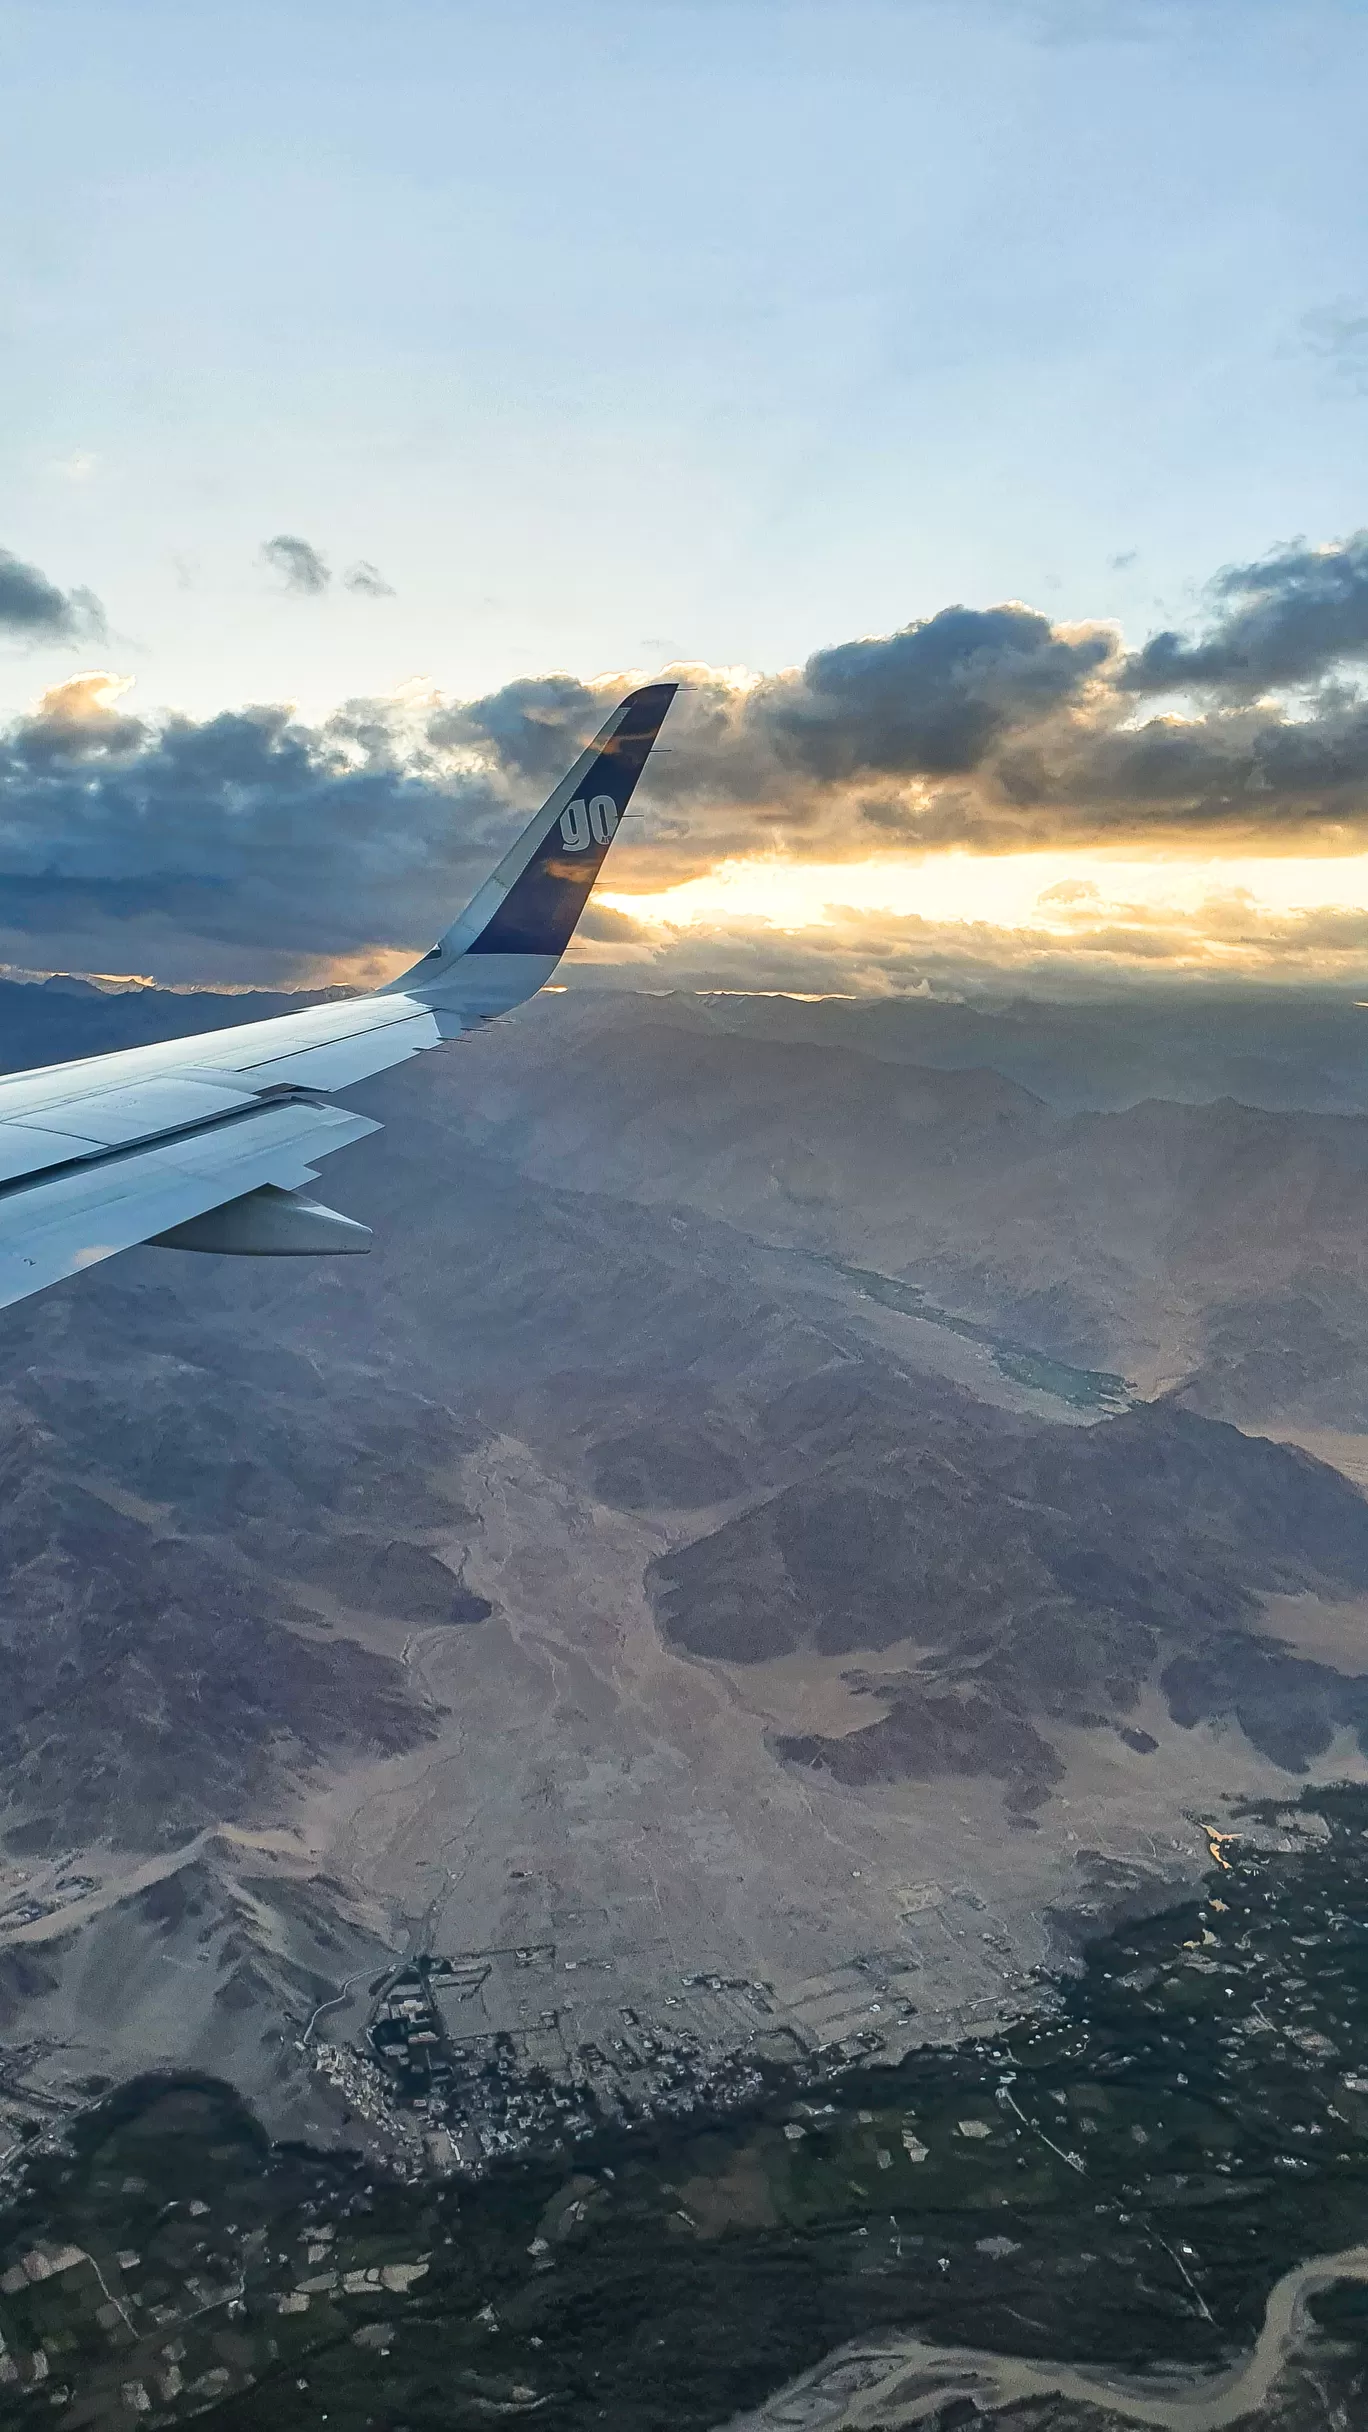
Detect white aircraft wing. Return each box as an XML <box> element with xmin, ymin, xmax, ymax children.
<box><xmin>0</xmin><ymin>681</ymin><xmax>676</xmax><ymax>1312</ymax></box>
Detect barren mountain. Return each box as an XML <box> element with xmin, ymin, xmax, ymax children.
<box><xmin>447</xmin><ymin>988</ymin><xmax>1368</xmax><ymax>1428</ymax></box>
<box><xmin>1</xmin><ymin>982</ymin><xmax>1368</xmax><ymax>2127</ymax></box>
<box><xmin>649</xmin><ymin>1386</ymin><xmax>1368</xmax><ymax>1803</ymax></box>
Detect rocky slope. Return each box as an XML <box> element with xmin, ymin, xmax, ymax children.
<box><xmin>2</xmin><ymin>983</ymin><xmax>1368</xmax><ymax>2116</ymax></box>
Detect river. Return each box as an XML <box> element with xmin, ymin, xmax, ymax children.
<box><xmin>729</xmin><ymin>2242</ymin><xmax>1368</xmax><ymax>2430</ymax></box>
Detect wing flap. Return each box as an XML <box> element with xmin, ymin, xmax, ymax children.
<box><xmin>0</xmin><ymin>999</ymin><xmax>441</xmax><ymax>1134</ymax></box>
<box><xmin>0</xmin><ymin>1098</ymin><xmax>379</xmax><ymax>1312</ymax></box>
<box><xmin>0</xmin><ymin>1121</ymin><xmax>108</xmax><ymax>1184</ymax></box>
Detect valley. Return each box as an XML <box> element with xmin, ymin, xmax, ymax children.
<box><xmin>3</xmin><ymin>982</ymin><xmax>1368</xmax><ymax>2262</ymax></box>
<box><xmin>5</xmin><ymin>1788</ymin><xmax>1368</xmax><ymax>2427</ymax></box>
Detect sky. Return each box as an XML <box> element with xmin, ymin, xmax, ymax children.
<box><xmin>3</xmin><ymin>0</ymin><xmax>1368</xmax><ymax>992</ymax></box>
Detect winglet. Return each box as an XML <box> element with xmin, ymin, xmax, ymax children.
<box><xmin>389</xmin><ymin>683</ymin><xmax>676</xmax><ymax>1007</ymax></box>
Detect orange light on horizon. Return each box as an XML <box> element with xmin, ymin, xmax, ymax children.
<box><xmin>600</xmin><ymin>848</ymin><xmax>1368</xmax><ymax>938</ymax></box>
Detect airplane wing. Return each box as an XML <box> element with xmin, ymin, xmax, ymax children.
<box><xmin>0</xmin><ymin>681</ymin><xmax>676</xmax><ymax>1313</ymax></box>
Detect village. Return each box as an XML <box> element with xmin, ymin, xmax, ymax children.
<box><xmin>315</xmin><ymin>1937</ymin><xmax>916</xmax><ymax>2176</ymax></box>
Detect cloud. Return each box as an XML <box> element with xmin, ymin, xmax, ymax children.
<box><xmin>993</xmin><ymin>692</ymin><xmax>1368</xmax><ymax>849</ymax></box>
<box><xmin>431</xmin><ymin>673</ymin><xmax>610</xmax><ymax>785</ymax></box>
<box><xmin>0</xmin><ymin>677</ymin><xmax>518</xmax><ymax>984</ymax></box>
<box><xmin>17</xmin><ymin>672</ymin><xmax>146</xmax><ymax>763</ymax></box>
<box><xmin>0</xmin><ymin>546</ymin><xmax>105</xmax><ymax>644</ymax></box>
<box><xmin>1122</xmin><ymin>532</ymin><xmax>1368</xmax><ymax>699</ymax></box>
<box><xmin>261</xmin><ymin>534</ymin><xmax>331</xmax><ymax>596</ymax></box>
<box><xmin>755</xmin><ymin>605</ymin><xmax>1115</xmax><ymax>782</ymax></box>
<box><xmin>570</xmin><ymin>891</ymin><xmax>1368</xmax><ymax>1002</ymax></box>
<box><xmin>4</xmin><ymin>527</ymin><xmax>1368</xmax><ymax>988</ymax></box>
<box><xmin>260</xmin><ymin>538</ymin><xmax>396</xmax><ymax>598</ymax></box>
<box><xmin>344</xmin><ymin>560</ymin><xmax>396</xmax><ymax>598</ymax></box>
<box><xmin>435</xmin><ymin>611</ymin><xmax>1123</xmax><ymax>876</ymax></box>
<box><xmin>438</xmin><ymin>567</ymin><xmax>1368</xmax><ymax>870</ymax></box>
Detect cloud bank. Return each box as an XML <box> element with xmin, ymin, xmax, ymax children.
<box><xmin>439</xmin><ymin>535</ymin><xmax>1368</xmax><ymax>873</ymax></box>
<box><xmin>4</xmin><ymin>532</ymin><xmax>1368</xmax><ymax>987</ymax></box>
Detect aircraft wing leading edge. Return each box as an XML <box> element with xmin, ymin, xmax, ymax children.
<box><xmin>0</xmin><ymin>682</ymin><xmax>677</xmax><ymax>1312</ymax></box>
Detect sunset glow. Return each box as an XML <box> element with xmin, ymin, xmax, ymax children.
<box><xmin>602</xmin><ymin>851</ymin><xmax>1368</xmax><ymax>940</ymax></box>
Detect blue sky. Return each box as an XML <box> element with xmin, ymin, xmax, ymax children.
<box><xmin>4</xmin><ymin>0</ymin><xmax>1366</xmax><ymax>718</ymax></box>
<box><xmin>3</xmin><ymin>0</ymin><xmax>1368</xmax><ymax>990</ymax></box>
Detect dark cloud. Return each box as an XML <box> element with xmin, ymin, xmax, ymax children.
<box><xmin>442</xmin><ymin>609</ymin><xmax>1114</xmax><ymax>822</ymax></box>
<box><xmin>754</xmin><ymin>605</ymin><xmax>1115</xmax><ymax>782</ymax></box>
<box><xmin>6</xmin><ymin>529</ymin><xmax>1368</xmax><ymax>987</ymax></box>
<box><xmin>432</xmin><ymin>611</ymin><xmax>1120</xmax><ymax>874</ymax></box>
<box><xmin>422</xmin><ymin>580</ymin><xmax>1368</xmax><ymax>884</ymax></box>
<box><xmin>261</xmin><ymin>534</ymin><xmax>330</xmax><ymax>596</ymax></box>
<box><xmin>1122</xmin><ymin>532</ymin><xmax>1368</xmax><ymax>698</ymax></box>
<box><xmin>430</xmin><ymin>673</ymin><xmax>604</xmax><ymax>785</ymax></box>
<box><xmin>0</xmin><ymin>679</ymin><xmax>516</xmax><ymax>984</ymax></box>
<box><xmin>446</xmin><ymin>620</ymin><xmax>1368</xmax><ymax>873</ymax></box>
<box><xmin>343</xmin><ymin>560</ymin><xmax>396</xmax><ymax>598</ymax></box>
<box><xmin>1017</xmin><ymin>694</ymin><xmax>1368</xmax><ymax>830</ymax></box>
<box><xmin>0</xmin><ymin>546</ymin><xmax>104</xmax><ymax>644</ymax></box>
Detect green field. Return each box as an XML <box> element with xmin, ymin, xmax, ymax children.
<box><xmin>5</xmin><ymin>1786</ymin><xmax>1368</xmax><ymax>2426</ymax></box>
